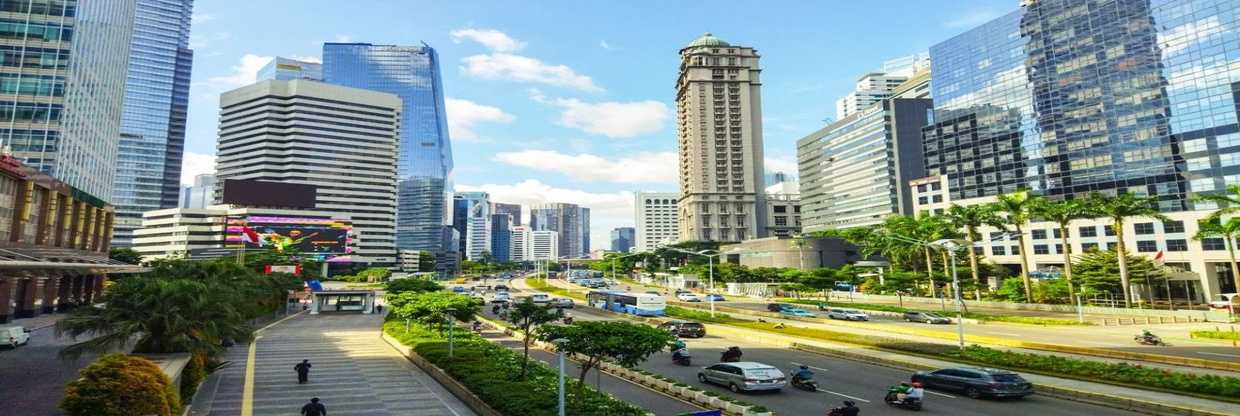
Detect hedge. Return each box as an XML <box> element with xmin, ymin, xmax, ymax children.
<box><xmin>1192</xmin><ymin>330</ymin><xmax>1240</xmax><ymax>341</ymax></box>
<box><xmin>61</xmin><ymin>353</ymin><xmax>180</xmax><ymax>416</ymax></box>
<box><xmin>384</xmin><ymin>321</ymin><xmax>646</xmax><ymax>416</ymax></box>
<box><xmin>779</xmin><ymin>298</ymin><xmax>1088</xmax><ymax>326</ymax></box>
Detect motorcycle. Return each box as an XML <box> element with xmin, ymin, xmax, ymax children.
<box><xmin>672</xmin><ymin>349</ymin><xmax>692</xmax><ymax>366</ymax></box>
<box><xmin>790</xmin><ymin>376</ymin><xmax>818</xmax><ymax>391</ymax></box>
<box><xmin>720</xmin><ymin>347</ymin><xmax>742</xmax><ymax>363</ymax></box>
<box><xmin>884</xmin><ymin>392</ymin><xmax>923</xmax><ymax>411</ymax></box>
<box><xmin>1134</xmin><ymin>334</ymin><xmax>1165</xmax><ymax>346</ymax></box>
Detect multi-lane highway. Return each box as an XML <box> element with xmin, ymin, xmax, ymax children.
<box><xmin>505</xmin><ymin>277</ymin><xmax>1145</xmax><ymax>416</ymax></box>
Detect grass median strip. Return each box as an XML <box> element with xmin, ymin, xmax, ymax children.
<box><xmin>1192</xmin><ymin>330</ymin><xmax>1240</xmax><ymax>341</ymax></box>
<box><xmin>779</xmin><ymin>298</ymin><xmax>1090</xmax><ymax>326</ymax></box>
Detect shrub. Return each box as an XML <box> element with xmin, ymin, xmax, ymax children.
<box><xmin>179</xmin><ymin>352</ymin><xmax>208</xmax><ymax>404</ymax></box>
<box><xmin>1192</xmin><ymin>330</ymin><xmax>1240</xmax><ymax>340</ymax></box>
<box><xmin>61</xmin><ymin>353</ymin><xmax>180</xmax><ymax>416</ymax></box>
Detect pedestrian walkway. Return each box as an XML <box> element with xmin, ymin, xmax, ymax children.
<box><xmin>192</xmin><ymin>313</ymin><xmax>474</xmax><ymax>416</ymax></box>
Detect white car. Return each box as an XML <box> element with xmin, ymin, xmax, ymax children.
<box><xmin>1</xmin><ymin>326</ymin><xmax>31</xmax><ymax>348</ymax></box>
<box><xmin>490</xmin><ymin>292</ymin><xmax>512</xmax><ymax>304</ymax></box>
<box><xmin>529</xmin><ymin>293</ymin><xmax>552</xmax><ymax>304</ymax></box>
<box><xmin>826</xmin><ymin>309</ymin><xmax>869</xmax><ymax>321</ymax></box>
<box><xmin>676</xmin><ymin>293</ymin><xmax>701</xmax><ymax>302</ymax></box>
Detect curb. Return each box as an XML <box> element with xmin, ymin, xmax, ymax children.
<box><xmin>379</xmin><ymin>332</ymin><xmax>503</xmax><ymax>416</ymax></box>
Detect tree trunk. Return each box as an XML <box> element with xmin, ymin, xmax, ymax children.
<box><xmin>1228</xmin><ymin>236</ymin><xmax>1240</xmax><ymax>298</ymax></box>
<box><xmin>1060</xmin><ymin>223</ymin><xmax>1076</xmax><ymax>304</ymax></box>
<box><xmin>577</xmin><ymin>357</ymin><xmax>597</xmax><ymax>398</ymax></box>
<box><xmin>924</xmin><ymin>248</ymin><xmax>936</xmax><ymax>298</ymax></box>
<box><xmin>520</xmin><ymin>327</ymin><xmax>531</xmax><ymax>379</ymax></box>
<box><xmin>965</xmin><ymin>227</ymin><xmax>982</xmax><ymax>302</ymax></box>
<box><xmin>940</xmin><ymin>249</ymin><xmax>951</xmax><ymax>301</ymax></box>
<box><xmin>1114</xmin><ymin>219</ymin><xmax>1132</xmax><ymax>308</ymax></box>
<box><xmin>1016</xmin><ymin>224</ymin><xmax>1033</xmax><ymax>303</ymax></box>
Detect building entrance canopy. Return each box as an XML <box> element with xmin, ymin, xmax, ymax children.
<box><xmin>0</xmin><ymin>246</ymin><xmax>145</xmax><ymax>273</ymax></box>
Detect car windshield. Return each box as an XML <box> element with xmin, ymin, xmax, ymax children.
<box><xmin>681</xmin><ymin>323</ymin><xmax>705</xmax><ymax>329</ymax></box>
<box><xmin>991</xmin><ymin>374</ymin><xmax>1024</xmax><ymax>382</ymax></box>
<box><xmin>924</xmin><ymin>312</ymin><xmax>944</xmax><ymax>317</ymax></box>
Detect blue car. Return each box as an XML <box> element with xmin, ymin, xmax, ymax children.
<box><xmin>704</xmin><ymin>294</ymin><xmax>726</xmax><ymax>302</ymax></box>
<box><xmin>451</xmin><ymin>286</ymin><xmax>466</xmax><ymax>293</ymax></box>
<box><xmin>780</xmin><ymin>308</ymin><xmax>816</xmax><ymax>318</ymax></box>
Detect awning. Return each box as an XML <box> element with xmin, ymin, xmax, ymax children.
<box><xmin>0</xmin><ymin>247</ymin><xmax>146</xmax><ymax>273</ymax></box>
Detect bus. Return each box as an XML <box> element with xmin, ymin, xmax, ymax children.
<box><xmin>587</xmin><ymin>290</ymin><xmax>666</xmax><ymax>316</ymax></box>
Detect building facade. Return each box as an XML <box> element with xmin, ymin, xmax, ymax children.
<box><xmin>257</xmin><ymin>56</ymin><xmax>323</xmax><ymax>81</ymax></box>
<box><xmin>131</xmin><ymin>205</ymin><xmax>355</xmax><ymax>262</ymax></box>
<box><xmin>451</xmin><ymin>191</ymin><xmax>489</xmax><ymax>259</ymax></box>
<box><xmin>798</xmin><ymin>97</ymin><xmax>932</xmax><ymax>231</ymax></box>
<box><xmin>111</xmin><ymin>0</ymin><xmax>194</xmax><ymax>247</ymax></box>
<box><xmin>510</xmin><ymin>225</ymin><xmax>529</xmax><ymax>262</ymax></box>
<box><xmin>1</xmin><ymin>0</ymin><xmax>136</xmax><ymax>202</ymax></box>
<box><xmin>321</xmin><ymin>43</ymin><xmax>454</xmax><ymax>266</ymax></box>
<box><xmin>833</xmin><ymin>53</ymin><xmax>930</xmax><ymax>119</ymax></box>
<box><xmin>764</xmin><ymin>193</ymin><xmax>801</xmax><ymax>237</ymax></box>
<box><xmin>528</xmin><ymin>230</ymin><xmax>558</xmax><ymax>261</ymax></box>
<box><xmin>215</xmin><ymin>80</ymin><xmax>400</xmax><ymax>264</ymax></box>
<box><xmin>530</xmin><ymin>202</ymin><xmax>589</xmax><ymax>258</ymax></box>
<box><xmin>490</xmin><ymin>212</ymin><xmax>512</xmax><ymax>262</ymax></box>
<box><xmin>492</xmin><ymin>202</ymin><xmax>521</xmax><ymax>227</ymax></box>
<box><xmin>676</xmin><ymin>33</ymin><xmax>767</xmax><ymax>243</ymax></box>
<box><xmin>635</xmin><ymin>191</ymin><xmax>679</xmax><ymax>251</ymax></box>
<box><xmin>180</xmin><ymin>173</ymin><xmax>214</xmax><ymax>209</ymax></box>
<box><xmin>610</xmin><ymin>227</ymin><xmax>634</xmax><ymax>253</ymax></box>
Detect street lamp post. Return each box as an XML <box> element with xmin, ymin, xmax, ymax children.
<box><xmin>660</xmin><ymin>246</ymin><xmax>720</xmax><ymax>317</ymax></box>
<box><xmin>445</xmin><ymin>308</ymin><xmax>457</xmax><ymax>357</ymax></box>
<box><xmin>553</xmin><ymin>338</ymin><xmax>569</xmax><ymax>416</ymax></box>
<box><xmin>931</xmin><ymin>240</ymin><xmax>967</xmax><ymax>349</ymax></box>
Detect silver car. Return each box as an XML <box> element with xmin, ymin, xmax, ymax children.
<box><xmin>697</xmin><ymin>361</ymin><xmax>786</xmax><ymax>393</ymax></box>
<box><xmin>827</xmin><ymin>308</ymin><xmax>869</xmax><ymax>321</ymax></box>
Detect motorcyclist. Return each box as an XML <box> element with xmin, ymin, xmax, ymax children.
<box><xmin>672</xmin><ymin>345</ymin><xmax>690</xmax><ymax>362</ymax></box>
<box><xmin>721</xmin><ymin>346</ymin><xmax>743</xmax><ymax>362</ymax></box>
<box><xmin>828</xmin><ymin>400</ymin><xmax>860</xmax><ymax>416</ymax></box>
<box><xmin>1141</xmin><ymin>329</ymin><xmax>1156</xmax><ymax>341</ymax></box>
<box><xmin>791</xmin><ymin>365</ymin><xmax>815</xmax><ymax>384</ymax></box>
<box><xmin>472</xmin><ymin>320</ymin><xmax>483</xmax><ymax>332</ymax></box>
<box><xmin>563</xmin><ymin>312</ymin><xmax>574</xmax><ymax>324</ymax></box>
<box><xmin>887</xmin><ymin>382</ymin><xmax>912</xmax><ymax>402</ymax></box>
<box><xmin>673</xmin><ymin>339</ymin><xmax>687</xmax><ymax>351</ymax></box>
<box><xmin>907</xmin><ymin>382</ymin><xmax>925</xmax><ymax>402</ymax></box>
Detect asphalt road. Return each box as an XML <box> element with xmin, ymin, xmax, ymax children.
<box><xmin>0</xmin><ymin>319</ymin><xmax>115</xmax><ymax>416</ymax></box>
<box><xmin>509</xmin><ymin>278</ymin><xmax>1143</xmax><ymax>416</ymax></box>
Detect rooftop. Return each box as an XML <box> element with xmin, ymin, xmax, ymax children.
<box><xmin>686</xmin><ymin>32</ymin><xmax>730</xmax><ymax>48</ymax></box>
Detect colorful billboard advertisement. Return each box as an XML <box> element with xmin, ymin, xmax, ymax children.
<box><xmin>225</xmin><ymin>215</ymin><xmax>352</xmax><ymax>255</ymax></box>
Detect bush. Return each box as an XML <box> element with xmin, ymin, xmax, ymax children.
<box><xmin>1192</xmin><ymin>330</ymin><xmax>1240</xmax><ymax>340</ymax></box>
<box><xmin>386</xmin><ymin>277</ymin><xmax>444</xmax><ymax>294</ymax></box>
<box><xmin>61</xmin><ymin>353</ymin><xmax>180</xmax><ymax>416</ymax></box>
<box><xmin>179</xmin><ymin>352</ymin><xmax>208</xmax><ymax>404</ymax></box>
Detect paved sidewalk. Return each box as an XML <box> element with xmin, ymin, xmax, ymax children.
<box><xmin>8</xmin><ymin>312</ymin><xmax>65</xmax><ymax>331</ymax></box>
<box><xmin>192</xmin><ymin>313</ymin><xmax>473</xmax><ymax>416</ymax></box>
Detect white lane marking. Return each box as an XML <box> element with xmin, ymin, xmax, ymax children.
<box><xmin>790</xmin><ymin>361</ymin><xmax>831</xmax><ymax>373</ymax></box>
<box><xmin>927</xmin><ymin>390</ymin><xmax>956</xmax><ymax>398</ymax></box>
<box><xmin>1198</xmin><ymin>351</ymin><xmax>1240</xmax><ymax>359</ymax></box>
<box><xmin>815</xmin><ymin>388</ymin><xmax>871</xmax><ymax>403</ymax></box>
<box><xmin>989</xmin><ymin>332</ymin><xmax>1024</xmax><ymax>337</ymax></box>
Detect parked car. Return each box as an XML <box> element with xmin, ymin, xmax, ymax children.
<box><xmin>904</xmin><ymin>311</ymin><xmax>951</xmax><ymax>324</ymax></box>
<box><xmin>767</xmin><ymin>303</ymin><xmax>792</xmax><ymax>312</ymax></box>
<box><xmin>0</xmin><ymin>326</ymin><xmax>31</xmax><ymax>348</ymax></box>
<box><xmin>911</xmin><ymin>367</ymin><xmax>1034</xmax><ymax>399</ymax></box>
<box><xmin>698</xmin><ymin>362</ymin><xmax>786</xmax><ymax>393</ymax></box>
<box><xmin>550</xmin><ymin>298</ymin><xmax>575</xmax><ymax>309</ymax></box>
<box><xmin>780</xmin><ymin>308</ymin><xmax>816</xmax><ymax>318</ymax></box>
<box><xmin>704</xmin><ymin>294</ymin><xmax>726</xmax><ymax>302</ymax></box>
<box><xmin>676</xmin><ymin>293</ymin><xmax>701</xmax><ymax>302</ymax></box>
<box><xmin>657</xmin><ymin>320</ymin><xmax>707</xmax><ymax>338</ymax></box>
<box><xmin>826</xmin><ymin>309</ymin><xmax>869</xmax><ymax>321</ymax></box>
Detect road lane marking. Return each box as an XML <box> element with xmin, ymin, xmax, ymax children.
<box><xmin>989</xmin><ymin>332</ymin><xmax>1024</xmax><ymax>337</ymax></box>
<box><xmin>241</xmin><ymin>335</ymin><xmax>258</xmax><ymax>416</ymax></box>
<box><xmin>815</xmin><ymin>388</ymin><xmax>870</xmax><ymax>403</ymax></box>
<box><xmin>1198</xmin><ymin>351</ymin><xmax>1240</xmax><ymax>359</ymax></box>
<box><xmin>927</xmin><ymin>390</ymin><xmax>955</xmax><ymax>398</ymax></box>
<box><xmin>790</xmin><ymin>361</ymin><xmax>831</xmax><ymax>373</ymax></box>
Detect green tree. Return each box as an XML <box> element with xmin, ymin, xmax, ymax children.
<box><xmin>418</xmin><ymin>251</ymin><xmax>436</xmax><ymax>272</ymax></box>
<box><xmin>992</xmin><ymin>191</ymin><xmax>1036</xmax><ymax>302</ymax></box>
<box><xmin>944</xmin><ymin>204</ymin><xmax>1006</xmax><ymax>294</ymax></box>
<box><xmin>388</xmin><ymin>292</ymin><xmax>479</xmax><ymax>335</ymax></box>
<box><xmin>1194</xmin><ymin>185</ymin><xmax>1240</xmax><ymax>293</ymax></box>
<box><xmin>385</xmin><ymin>277</ymin><xmax>444</xmax><ymax>294</ymax></box>
<box><xmin>357</xmin><ymin>267</ymin><xmax>392</xmax><ymax>283</ymax></box>
<box><xmin>507</xmin><ymin>299</ymin><xmax>560</xmax><ymax>380</ymax></box>
<box><xmin>60</xmin><ymin>353</ymin><xmax>179</xmax><ymax>416</ymax></box>
<box><xmin>108</xmin><ymin>247</ymin><xmax>142</xmax><ymax>265</ymax></box>
<box><xmin>1029</xmin><ymin>198</ymin><xmax>1092</xmax><ymax>302</ymax></box>
<box><xmin>536</xmin><ymin>321</ymin><xmax>674</xmax><ymax>397</ymax></box>
<box><xmin>1194</xmin><ymin>218</ymin><xmax>1240</xmax><ymax>294</ymax></box>
<box><xmin>1072</xmin><ymin>248</ymin><xmax>1164</xmax><ymax>301</ymax></box>
<box><xmin>1084</xmin><ymin>193</ymin><xmax>1168</xmax><ymax>307</ymax></box>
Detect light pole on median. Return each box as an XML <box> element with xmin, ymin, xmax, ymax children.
<box><xmin>445</xmin><ymin>307</ymin><xmax>457</xmax><ymax>358</ymax></box>
<box><xmin>553</xmin><ymin>338</ymin><xmax>569</xmax><ymax>416</ymax></box>
<box><xmin>661</xmin><ymin>246</ymin><xmax>720</xmax><ymax>317</ymax></box>
<box><xmin>928</xmin><ymin>239</ymin><xmax>968</xmax><ymax>349</ymax></box>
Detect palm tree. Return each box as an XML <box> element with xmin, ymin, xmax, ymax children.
<box><xmin>1195</xmin><ymin>184</ymin><xmax>1240</xmax><ymax>220</ymax></box>
<box><xmin>992</xmin><ymin>191</ymin><xmax>1036</xmax><ymax>302</ymax></box>
<box><xmin>792</xmin><ymin>233</ymin><xmax>807</xmax><ymax>270</ymax></box>
<box><xmin>1084</xmin><ymin>193</ymin><xmax>1168</xmax><ymax>308</ymax></box>
<box><xmin>1029</xmin><ymin>198</ymin><xmax>1091</xmax><ymax>303</ymax></box>
<box><xmin>918</xmin><ymin>214</ymin><xmax>957</xmax><ymax>298</ymax></box>
<box><xmin>1194</xmin><ymin>218</ymin><xmax>1240</xmax><ymax>295</ymax></box>
<box><xmin>883</xmin><ymin>215</ymin><xmax>937</xmax><ymax>296</ymax></box>
<box><xmin>944</xmin><ymin>204</ymin><xmax>1006</xmax><ymax>295</ymax></box>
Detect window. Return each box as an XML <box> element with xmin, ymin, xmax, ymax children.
<box><xmin>1136</xmin><ymin>240</ymin><xmax>1157</xmax><ymax>252</ymax></box>
<box><xmin>991</xmin><ymin>246</ymin><xmax>1006</xmax><ymax>255</ymax></box>
<box><xmin>1134</xmin><ymin>223</ymin><xmax>1154</xmax><ymax>235</ymax></box>
<box><xmin>932</xmin><ymin>195</ymin><xmax>943</xmax><ymax>203</ymax></box>
<box><xmin>1104</xmin><ymin>226</ymin><xmax>1116</xmax><ymax>236</ymax></box>
<box><xmin>918</xmin><ymin>196</ymin><xmax>928</xmax><ymax>205</ymax></box>
<box><xmin>917</xmin><ymin>184</ymin><xmax>927</xmax><ymax>192</ymax></box>
<box><xmin>972</xmin><ymin>246</ymin><xmax>983</xmax><ymax>255</ymax></box>
<box><xmin>931</xmin><ymin>182</ymin><xmax>941</xmax><ymax>191</ymax></box>
<box><xmin>1010</xmin><ymin>246</ymin><xmax>1020</xmax><ymax>255</ymax></box>
<box><xmin>1081</xmin><ymin>242</ymin><xmax>1099</xmax><ymax>251</ymax></box>
<box><xmin>774</xmin><ymin>216</ymin><xmax>787</xmax><ymax>226</ymax></box>
<box><xmin>1078</xmin><ymin>226</ymin><xmax>1097</xmax><ymax>237</ymax></box>
<box><xmin>1031</xmin><ymin>230</ymin><xmax>1047</xmax><ymax>240</ymax></box>
<box><xmin>1202</xmin><ymin>238</ymin><xmax>1226</xmax><ymax>251</ymax></box>
<box><xmin>1033</xmin><ymin>245</ymin><xmax>1049</xmax><ymax>255</ymax></box>
<box><xmin>1052</xmin><ymin>228</ymin><xmax>1061</xmax><ymax>239</ymax></box>
<box><xmin>989</xmin><ymin>232</ymin><xmax>1004</xmax><ymax>240</ymax></box>
<box><xmin>1055</xmin><ymin>244</ymin><xmax>1063</xmax><ymax>254</ymax></box>
<box><xmin>1163</xmin><ymin>220</ymin><xmax>1184</xmax><ymax>234</ymax></box>
<box><xmin>773</xmin><ymin>205</ymin><xmax>787</xmax><ymax>213</ymax></box>
<box><xmin>1166</xmin><ymin>239</ymin><xmax>1188</xmax><ymax>252</ymax></box>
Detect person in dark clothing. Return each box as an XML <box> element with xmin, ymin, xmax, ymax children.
<box><xmin>301</xmin><ymin>397</ymin><xmax>326</xmax><ymax>416</ymax></box>
<box><xmin>375</xmin><ymin>304</ymin><xmax>383</xmax><ymax>314</ymax></box>
<box><xmin>295</xmin><ymin>359</ymin><xmax>312</xmax><ymax>384</ymax></box>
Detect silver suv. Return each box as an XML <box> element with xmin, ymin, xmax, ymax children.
<box><xmin>697</xmin><ymin>361</ymin><xmax>786</xmax><ymax>393</ymax></box>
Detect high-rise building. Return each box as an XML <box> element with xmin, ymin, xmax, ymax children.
<box><xmin>530</xmin><ymin>203</ymin><xmax>588</xmax><ymax>258</ymax></box>
<box><xmin>111</xmin><ymin>0</ymin><xmax>194</xmax><ymax>247</ymax></box>
<box><xmin>508</xmin><ymin>226</ymin><xmax>557</xmax><ymax>262</ymax></box>
<box><xmin>492</xmin><ymin>202</ymin><xmax>522</xmax><ymax>226</ymax></box>
<box><xmin>215</xmin><ymin>79</ymin><xmax>400</xmax><ymax>264</ymax></box>
<box><xmin>675</xmin><ymin>33</ymin><xmax>766</xmax><ymax>243</ymax></box>
<box><xmin>321</xmin><ymin>43</ymin><xmax>454</xmax><ymax>265</ymax></box>
<box><xmin>1</xmin><ymin>0</ymin><xmax>136</xmax><ymax>202</ymax></box>
<box><xmin>610</xmin><ymin>227</ymin><xmax>635</xmax><ymax>253</ymax></box>
<box><xmin>635</xmin><ymin>191</ymin><xmax>679</xmax><ymax>251</ymax></box>
<box><xmin>764</xmin><ymin>193</ymin><xmax>802</xmax><ymax>237</ymax></box>
<box><xmin>833</xmin><ymin>53</ymin><xmax>930</xmax><ymax>119</ymax></box>
<box><xmin>257</xmin><ymin>56</ymin><xmax>323</xmax><ymax>81</ymax></box>
<box><xmin>452</xmin><ymin>192</ymin><xmax>490</xmax><ymax>259</ymax></box>
<box><xmin>510</xmin><ymin>225</ymin><xmax>530</xmax><ymax>262</ymax></box>
<box><xmin>180</xmin><ymin>173</ymin><xmax>215</xmax><ymax>209</ymax></box>
<box><xmin>490</xmin><ymin>213</ymin><xmax>512</xmax><ymax>262</ymax></box>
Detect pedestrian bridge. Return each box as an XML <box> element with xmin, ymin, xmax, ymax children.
<box><xmin>309</xmin><ymin>290</ymin><xmax>376</xmax><ymax>314</ymax></box>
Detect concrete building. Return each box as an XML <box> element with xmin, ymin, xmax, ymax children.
<box><xmin>833</xmin><ymin>53</ymin><xmax>929</xmax><ymax>119</ymax></box>
<box><xmin>492</xmin><ymin>202</ymin><xmax>522</xmax><ymax>227</ymax></box>
<box><xmin>765</xmin><ymin>193</ymin><xmax>801</xmax><ymax>238</ymax></box>
<box><xmin>0</xmin><ymin>156</ymin><xmax>133</xmax><ymax>323</ymax></box>
<box><xmin>132</xmin><ymin>205</ymin><xmax>355</xmax><ymax>262</ymax></box>
<box><xmin>676</xmin><ymin>33</ymin><xmax>766</xmax><ymax>243</ymax></box>
<box><xmin>610</xmin><ymin>227</ymin><xmax>634</xmax><ymax>253</ymax></box>
<box><xmin>530</xmin><ymin>203</ymin><xmax>589</xmax><ymax>258</ymax></box>
<box><xmin>180</xmin><ymin>174</ymin><xmax>215</xmax><ymax>209</ymax></box>
<box><xmin>635</xmin><ymin>191</ymin><xmax>679</xmax><ymax>251</ymax></box>
<box><xmin>257</xmin><ymin>56</ymin><xmax>323</xmax><ymax>81</ymax></box>
<box><xmin>2</xmin><ymin>1</ymin><xmax>135</xmax><ymax>202</ymax></box>
<box><xmin>721</xmin><ymin>236</ymin><xmax>865</xmax><ymax>270</ymax></box>
<box><xmin>490</xmin><ymin>213</ymin><xmax>513</xmax><ymax>262</ymax></box>
<box><xmin>509</xmin><ymin>226</ymin><xmax>558</xmax><ymax>262</ymax></box>
<box><xmin>111</xmin><ymin>0</ymin><xmax>195</xmax><ymax>247</ymax></box>
<box><xmin>214</xmin><ymin>79</ymin><xmax>400</xmax><ymax>264</ymax></box>
<box><xmin>510</xmin><ymin>226</ymin><xmax>530</xmax><ymax>262</ymax></box>
<box><xmin>451</xmin><ymin>192</ymin><xmax>490</xmax><ymax>260</ymax></box>
<box><xmin>398</xmin><ymin>249</ymin><xmax>420</xmax><ymax>272</ymax></box>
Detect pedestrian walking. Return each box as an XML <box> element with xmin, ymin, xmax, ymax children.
<box><xmin>301</xmin><ymin>397</ymin><xmax>327</xmax><ymax>416</ymax></box>
<box><xmin>375</xmin><ymin>304</ymin><xmax>383</xmax><ymax>314</ymax></box>
<box><xmin>294</xmin><ymin>359</ymin><xmax>312</xmax><ymax>384</ymax></box>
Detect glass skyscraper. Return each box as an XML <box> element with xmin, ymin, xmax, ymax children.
<box><xmin>111</xmin><ymin>0</ymin><xmax>194</xmax><ymax>246</ymax></box>
<box><xmin>925</xmin><ymin>0</ymin><xmax>1240</xmax><ymax>211</ymax></box>
<box><xmin>322</xmin><ymin>43</ymin><xmax>454</xmax><ymax>261</ymax></box>
<box><xmin>0</xmin><ymin>0</ymin><xmax>136</xmax><ymax>202</ymax></box>
<box><xmin>257</xmin><ymin>56</ymin><xmax>322</xmax><ymax>81</ymax></box>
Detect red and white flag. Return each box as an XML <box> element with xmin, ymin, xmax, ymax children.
<box><xmin>1153</xmin><ymin>250</ymin><xmax>1165</xmax><ymax>267</ymax></box>
<box><xmin>240</xmin><ymin>226</ymin><xmax>262</xmax><ymax>245</ymax></box>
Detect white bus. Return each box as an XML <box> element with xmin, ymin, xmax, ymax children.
<box><xmin>588</xmin><ymin>291</ymin><xmax>666</xmax><ymax>316</ymax></box>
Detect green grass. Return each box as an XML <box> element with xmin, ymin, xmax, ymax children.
<box><xmin>779</xmin><ymin>298</ymin><xmax>1090</xmax><ymax>326</ymax></box>
<box><xmin>664</xmin><ymin>305</ymin><xmax>741</xmax><ymax>324</ymax></box>
<box><xmin>1192</xmin><ymin>330</ymin><xmax>1240</xmax><ymax>341</ymax></box>
<box><xmin>524</xmin><ymin>278</ymin><xmax>585</xmax><ymax>300</ymax></box>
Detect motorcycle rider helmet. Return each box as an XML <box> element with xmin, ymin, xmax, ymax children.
<box><xmin>800</xmin><ymin>365</ymin><xmax>809</xmax><ymax>370</ymax></box>
<box><xmin>843</xmin><ymin>400</ymin><xmax>855</xmax><ymax>406</ymax></box>
<box><xmin>912</xmin><ymin>382</ymin><xmax>924</xmax><ymax>388</ymax></box>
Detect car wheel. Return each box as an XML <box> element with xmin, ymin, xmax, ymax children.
<box><xmin>698</xmin><ymin>374</ymin><xmax>708</xmax><ymax>383</ymax></box>
<box><xmin>966</xmin><ymin>387</ymin><xmax>983</xmax><ymax>399</ymax></box>
<box><xmin>729</xmin><ymin>383</ymin><xmax>741</xmax><ymax>393</ymax></box>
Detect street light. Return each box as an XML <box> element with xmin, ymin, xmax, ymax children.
<box><xmin>927</xmin><ymin>239</ymin><xmax>968</xmax><ymax>349</ymax></box>
<box><xmin>445</xmin><ymin>307</ymin><xmax>457</xmax><ymax>358</ymax></box>
<box><xmin>661</xmin><ymin>246</ymin><xmax>720</xmax><ymax>317</ymax></box>
<box><xmin>552</xmin><ymin>338</ymin><xmax>569</xmax><ymax>416</ymax></box>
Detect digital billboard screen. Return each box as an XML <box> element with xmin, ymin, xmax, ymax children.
<box><xmin>225</xmin><ymin>216</ymin><xmax>352</xmax><ymax>255</ymax></box>
<box><xmin>221</xmin><ymin>179</ymin><xmax>317</xmax><ymax>209</ymax></box>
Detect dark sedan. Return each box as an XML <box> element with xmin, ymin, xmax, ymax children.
<box><xmin>657</xmin><ymin>320</ymin><xmax>707</xmax><ymax>338</ymax></box>
<box><xmin>911</xmin><ymin>367</ymin><xmax>1033</xmax><ymax>399</ymax></box>
<box><xmin>904</xmin><ymin>311</ymin><xmax>951</xmax><ymax>324</ymax></box>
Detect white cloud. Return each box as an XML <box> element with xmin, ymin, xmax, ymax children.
<box><xmin>764</xmin><ymin>155</ymin><xmax>799</xmax><ymax>175</ymax></box>
<box><xmin>599</xmin><ymin>40</ymin><xmax>613</xmax><ymax>50</ymax></box>
<box><xmin>290</xmin><ymin>54</ymin><xmax>322</xmax><ymax>64</ymax></box>
<box><xmin>455</xmin><ymin>179</ymin><xmax>636</xmax><ymax>251</ymax></box>
<box><xmin>207</xmin><ymin>54</ymin><xmax>272</xmax><ymax>89</ymax></box>
<box><xmin>530</xmin><ymin>93</ymin><xmax>669</xmax><ymax>138</ymax></box>
<box><xmin>450</xmin><ymin>28</ymin><xmax>527</xmax><ymax>52</ymax></box>
<box><xmin>943</xmin><ymin>8</ymin><xmax>1006</xmax><ymax>29</ymax></box>
<box><xmin>191</xmin><ymin>13</ymin><xmax>214</xmax><ymax>24</ymax></box>
<box><xmin>180</xmin><ymin>151</ymin><xmax>216</xmax><ymax>185</ymax></box>
<box><xmin>461</xmin><ymin>53</ymin><xmax>603</xmax><ymax>92</ymax></box>
<box><xmin>493</xmin><ymin>150</ymin><xmax>676</xmax><ymax>184</ymax></box>
<box><xmin>333</xmin><ymin>34</ymin><xmax>354</xmax><ymax>43</ymax></box>
<box><xmin>444</xmin><ymin>97</ymin><xmax>516</xmax><ymax>141</ymax></box>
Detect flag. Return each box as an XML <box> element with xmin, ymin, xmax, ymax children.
<box><xmin>1153</xmin><ymin>250</ymin><xmax>1165</xmax><ymax>267</ymax></box>
<box><xmin>240</xmin><ymin>226</ymin><xmax>261</xmax><ymax>245</ymax></box>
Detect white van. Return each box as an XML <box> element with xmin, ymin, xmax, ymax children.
<box><xmin>529</xmin><ymin>293</ymin><xmax>552</xmax><ymax>304</ymax></box>
<box><xmin>1</xmin><ymin>326</ymin><xmax>30</xmax><ymax>348</ymax></box>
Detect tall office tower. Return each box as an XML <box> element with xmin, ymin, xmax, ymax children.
<box><xmin>321</xmin><ymin>43</ymin><xmax>454</xmax><ymax>264</ymax></box>
<box><xmin>834</xmin><ymin>53</ymin><xmax>930</xmax><ymax>119</ymax></box>
<box><xmin>257</xmin><ymin>57</ymin><xmax>323</xmax><ymax>81</ymax></box>
<box><xmin>111</xmin><ymin>0</ymin><xmax>194</xmax><ymax>246</ymax></box>
<box><xmin>635</xmin><ymin>191</ymin><xmax>679</xmax><ymax>251</ymax></box>
<box><xmin>675</xmin><ymin>33</ymin><xmax>766</xmax><ymax>243</ymax></box>
<box><xmin>610</xmin><ymin>227</ymin><xmax>635</xmax><ymax>253</ymax></box>
<box><xmin>490</xmin><ymin>213</ymin><xmax>512</xmax><ymax>262</ymax></box>
<box><xmin>528</xmin><ymin>230</ymin><xmax>559</xmax><ymax>261</ymax></box>
<box><xmin>180</xmin><ymin>173</ymin><xmax>215</xmax><ymax>209</ymax></box>
<box><xmin>530</xmin><ymin>202</ymin><xmax>587</xmax><ymax>258</ymax></box>
<box><xmin>1</xmin><ymin>0</ymin><xmax>135</xmax><ymax>202</ymax></box>
<box><xmin>798</xmin><ymin>96</ymin><xmax>932</xmax><ymax>231</ymax></box>
<box><xmin>509</xmin><ymin>225</ymin><xmax>529</xmax><ymax>262</ymax></box>
<box><xmin>452</xmin><ymin>192</ymin><xmax>489</xmax><ymax>257</ymax></box>
<box><xmin>491</xmin><ymin>202</ymin><xmax>522</xmax><ymax>226</ymax></box>
<box><xmin>215</xmin><ymin>80</ymin><xmax>400</xmax><ymax>264</ymax></box>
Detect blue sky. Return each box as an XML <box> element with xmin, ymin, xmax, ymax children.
<box><xmin>184</xmin><ymin>0</ymin><xmax>1016</xmax><ymax>247</ymax></box>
